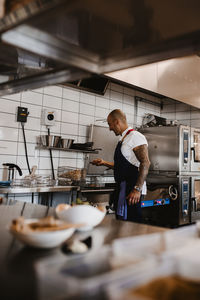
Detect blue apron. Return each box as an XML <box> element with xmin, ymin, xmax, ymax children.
<box><xmin>114</xmin><ymin>139</ymin><xmax>142</xmax><ymax>222</ymax></box>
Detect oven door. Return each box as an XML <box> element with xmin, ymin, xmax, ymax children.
<box><xmin>190</xmin><ymin>176</ymin><xmax>200</xmax><ymax>222</ymax></box>
<box><xmin>190</xmin><ymin>128</ymin><xmax>200</xmax><ymax>172</ymax></box>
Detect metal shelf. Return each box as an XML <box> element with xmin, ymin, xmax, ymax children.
<box><xmin>36</xmin><ymin>146</ymin><xmax>99</xmax><ymax>154</ymax></box>
<box><xmin>0</xmin><ymin>185</ymin><xmax>79</xmax><ymax>194</ymax></box>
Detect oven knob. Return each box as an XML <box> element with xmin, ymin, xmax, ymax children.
<box><xmin>183</xmin><ymin>209</ymin><xmax>188</xmax><ymax>215</ymax></box>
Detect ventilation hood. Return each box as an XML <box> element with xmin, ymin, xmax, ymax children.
<box><xmin>1</xmin><ymin>0</ymin><xmax>200</xmax><ymax>97</ymax></box>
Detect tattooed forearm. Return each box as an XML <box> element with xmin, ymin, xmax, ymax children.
<box><xmin>133</xmin><ymin>144</ymin><xmax>150</xmax><ymax>188</ymax></box>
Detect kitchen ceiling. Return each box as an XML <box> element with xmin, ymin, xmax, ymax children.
<box><xmin>1</xmin><ymin>0</ymin><xmax>200</xmax><ymax>98</ymax></box>
<box><xmin>106</xmin><ymin>54</ymin><xmax>200</xmax><ymax>109</ymax></box>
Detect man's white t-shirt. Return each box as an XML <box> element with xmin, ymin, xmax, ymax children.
<box><xmin>119</xmin><ymin>127</ymin><xmax>148</xmax><ymax>195</ymax></box>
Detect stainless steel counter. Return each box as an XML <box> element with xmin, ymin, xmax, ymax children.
<box><xmin>81</xmin><ymin>188</ymin><xmax>114</xmax><ymax>193</ymax></box>
<box><xmin>0</xmin><ymin>185</ymin><xmax>79</xmax><ymax>194</ymax></box>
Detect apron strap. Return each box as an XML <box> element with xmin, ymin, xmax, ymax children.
<box><xmin>121</xmin><ymin>128</ymin><xmax>134</xmax><ymax>143</ymax></box>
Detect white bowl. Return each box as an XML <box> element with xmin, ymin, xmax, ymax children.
<box><xmin>10</xmin><ymin>218</ymin><xmax>75</xmax><ymax>249</ymax></box>
<box><xmin>56</xmin><ymin>204</ymin><xmax>106</xmax><ymax>231</ymax></box>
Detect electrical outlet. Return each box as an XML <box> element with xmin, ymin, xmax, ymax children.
<box><xmin>41</xmin><ymin>109</ymin><xmax>56</xmax><ymax>126</ymax></box>
<box><xmin>17</xmin><ymin>106</ymin><xmax>29</xmax><ymax>122</ymax></box>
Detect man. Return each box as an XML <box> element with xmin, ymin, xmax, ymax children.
<box><xmin>92</xmin><ymin>109</ymin><xmax>150</xmax><ymax>222</ymax></box>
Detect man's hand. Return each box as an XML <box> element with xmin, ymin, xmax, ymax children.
<box><xmin>91</xmin><ymin>159</ymin><xmax>114</xmax><ymax>169</ymax></box>
<box><xmin>127</xmin><ymin>189</ymin><xmax>141</xmax><ymax>205</ymax></box>
<box><xmin>91</xmin><ymin>158</ymin><xmax>104</xmax><ymax>166</ymax></box>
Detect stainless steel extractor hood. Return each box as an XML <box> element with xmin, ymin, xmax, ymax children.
<box><xmin>1</xmin><ymin>0</ymin><xmax>200</xmax><ymax>96</ymax></box>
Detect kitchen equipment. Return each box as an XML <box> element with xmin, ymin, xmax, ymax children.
<box><xmin>57</xmin><ymin>178</ymin><xmax>72</xmax><ymax>186</ymax></box>
<box><xmin>0</xmin><ymin>181</ymin><xmax>11</xmax><ymax>187</ymax></box>
<box><xmin>22</xmin><ymin>175</ymin><xmax>55</xmax><ymax>187</ymax></box>
<box><xmin>9</xmin><ymin>218</ymin><xmax>76</xmax><ymax>249</ymax></box>
<box><xmin>140</xmin><ymin>125</ymin><xmax>190</xmax><ymax>173</ymax></box>
<box><xmin>190</xmin><ymin>176</ymin><xmax>200</xmax><ymax>223</ymax></box>
<box><xmin>190</xmin><ymin>127</ymin><xmax>200</xmax><ymax>172</ymax></box>
<box><xmin>57</xmin><ymin>166</ymin><xmax>86</xmax><ymax>185</ymax></box>
<box><xmin>56</xmin><ymin>204</ymin><xmax>106</xmax><ymax>231</ymax></box>
<box><xmin>139</xmin><ymin>125</ymin><xmax>200</xmax><ymax>227</ymax></box>
<box><xmin>87</xmin><ymin>125</ymin><xmax>118</xmax><ymax>175</ymax></box>
<box><xmin>60</xmin><ymin>138</ymin><xmax>74</xmax><ymax>149</ymax></box>
<box><xmin>71</xmin><ymin>142</ymin><xmax>94</xmax><ymax>150</ymax></box>
<box><xmin>40</xmin><ymin>135</ymin><xmax>61</xmax><ymax>147</ymax></box>
<box><xmin>2</xmin><ymin>163</ymin><xmax>22</xmax><ymax>181</ymax></box>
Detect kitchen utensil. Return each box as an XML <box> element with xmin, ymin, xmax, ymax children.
<box><xmin>30</xmin><ymin>165</ymin><xmax>37</xmax><ymax>177</ymax></box>
<box><xmin>48</xmin><ymin>135</ymin><xmax>61</xmax><ymax>147</ymax></box>
<box><xmin>57</xmin><ymin>166</ymin><xmax>86</xmax><ymax>185</ymax></box>
<box><xmin>2</xmin><ymin>163</ymin><xmax>22</xmax><ymax>180</ymax></box>
<box><xmin>0</xmin><ymin>181</ymin><xmax>11</xmax><ymax>187</ymax></box>
<box><xmin>60</xmin><ymin>138</ymin><xmax>74</xmax><ymax>149</ymax></box>
<box><xmin>71</xmin><ymin>142</ymin><xmax>94</xmax><ymax>150</ymax></box>
<box><xmin>56</xmin><ymin>204</ymin><xmax>106</xmax><ymax>231</ymax></box>
<box><xmin>40</xmin><ymin>135</ymin><xmax>61</xmax><ymax>147</ymax></box>
<box><xmin>9</xmin><ymin>218</ymin><xmax>76</xmax><ymax>249</ymax></box>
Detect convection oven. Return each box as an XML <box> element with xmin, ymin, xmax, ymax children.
<box><xmin>190</xmin><ymin>176</ymin><xmax>200</xmax><ymax>222</ymax></box>
<box><xmin>140</xmin><ymin>125</ymin><xmax>200</xmax><ymax>227</ymax></box>
<box><xmin>190</xmin><ymin>128</ymin><xmax>200</xmax><ymax>172</ymax></box>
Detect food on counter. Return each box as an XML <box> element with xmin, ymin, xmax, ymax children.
<box><xmin>59</xmin><ymin>169</ymin><xmax>82</xmax><ymax>181</ymax></box>
<box><xmin>128</xmin><ymin>275</ymin><xmax>200</xmax><ymax>300</ymax></box>
<box><xmin>11</xmin><ymin>216</ymin><xmax>82</xmax><ymax>233</ymax></box>
<box><xmin>67</xmin><ymin>240</ymin><xmax>88</xmax><ymax>254</ymax></box>
<box><xmin>56</xmin><ymin>204</ymin><xmax>71</xmax><ymax>212</ymax></box>
<box><xmin>97</xmin><ymin>205</ymin><xmax>106</xmax><ymax>212</ymax></box>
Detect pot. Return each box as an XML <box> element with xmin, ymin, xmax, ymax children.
<box><xmin>40</xmin><ymin>135</ymin><xmax>61</xmax><ymax>147</ymax></box>
<box><xmin>60</xmin><ymin>138</ymin><xmax>74</xmax><ymax>149</ymax></box>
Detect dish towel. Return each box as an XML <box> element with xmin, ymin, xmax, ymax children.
<box><xmin>117</xmin><ymin>181</ymin><xmax>127</xmax><ymax>220</ymax></box>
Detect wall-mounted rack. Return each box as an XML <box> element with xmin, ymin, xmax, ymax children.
<box><xmin>36</xmin><ymin>146</ymin><xmax>99</xmax><ymax>154</ymax></box>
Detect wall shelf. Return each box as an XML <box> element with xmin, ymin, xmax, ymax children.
<box><xmin>36</xmin><ymin>146</ymin><xmax>99</xmax><ymax>154</ymax></box>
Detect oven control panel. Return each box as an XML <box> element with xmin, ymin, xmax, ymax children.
<box><xmin>181</xmin><ymin>179</ymin><xmax>190</xmax><ymax>221</ymax></box>
<box><xmin>141</xmin><ymin>198</ymin><xmax>170</xmax><ymax>208</ymax></box>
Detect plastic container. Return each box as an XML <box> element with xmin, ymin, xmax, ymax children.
<box><xmin>57</xmin><ymin>178</ymin><xmax>72</xmax><ymax>186</ymax></box>
<box><xmin>106</xmin><ymin>248</ymin><xmax>200</xmax><ymax>300</ymax></box>
<box><xmin>22</xmin><ymin>175</ymin><xmax>55</xmax><ymax>187</ymax></box>
<box><xmin>57</xmin><ymin>166</ymin><xmax>86</xmax><ymax>185</ymax></box>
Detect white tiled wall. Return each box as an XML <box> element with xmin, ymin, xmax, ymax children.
<box><xmin>0</xmin><ymin>81</ymin><xmax>166</xmax><ymax>181</ymax></box>
<box><xmin>161</xmin><ymin>99</ymin><xmax>200</xmax><ymax>127</ymax></box>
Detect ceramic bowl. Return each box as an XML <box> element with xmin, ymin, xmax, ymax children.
<box><xmin>56</xmin><ymin>204</ymin><xmax>106</xmax><ymax>231</ymax></box>
<box><xmin>9</xmin><ymin>218</ymin><xmax>75</xmax><ymax>249</ymax></box>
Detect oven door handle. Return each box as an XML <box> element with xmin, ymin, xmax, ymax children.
<box><xmin>191</xmin><ymin>197</ymin><xmax>197</xmax><ymax>212</ymax></box>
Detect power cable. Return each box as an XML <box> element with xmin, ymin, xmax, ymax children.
<box><xmin>47</xmin><ymin>127</ymin><xmax>55</xmax><ymax>180</ymax></box>
<box><xmin>21</xmin><ymin>122</ymin><xmax>31</xmax><ymax>174</ymax></box>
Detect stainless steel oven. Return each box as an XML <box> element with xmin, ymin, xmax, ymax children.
<box><xmin>140</xmin><ymin>125</ymin><xmax>190</xmax><ymax>173</ymax></box>
<box><xmin>190</xmin><ymin>176</ymin><xmax>200</xmax><ymax>222</ymax></box>
<box><xmin>141</xmin><ymin>174</ymin><xmax>190</xmax><ymax>227</ymax></box>
<box><xmin>190</xmin><ymin>128</ymin><xmax>200</xmax><ymax>172</ymax></box>
<box><xmin>139</xmin><ymin>125</ymin><xmax>198</xmax><ymax>227</ymax></box>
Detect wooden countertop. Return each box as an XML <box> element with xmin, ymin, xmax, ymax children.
<box><xmin>0</xmin><ymin>199</ymin><xmax>168</xmax><ymax>300</ymax></box>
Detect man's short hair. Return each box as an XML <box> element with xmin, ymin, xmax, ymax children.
<box><xmin>108</xmin><ymin>109</ymin><xmax>127</xmax><ymax>122</ymax></box>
